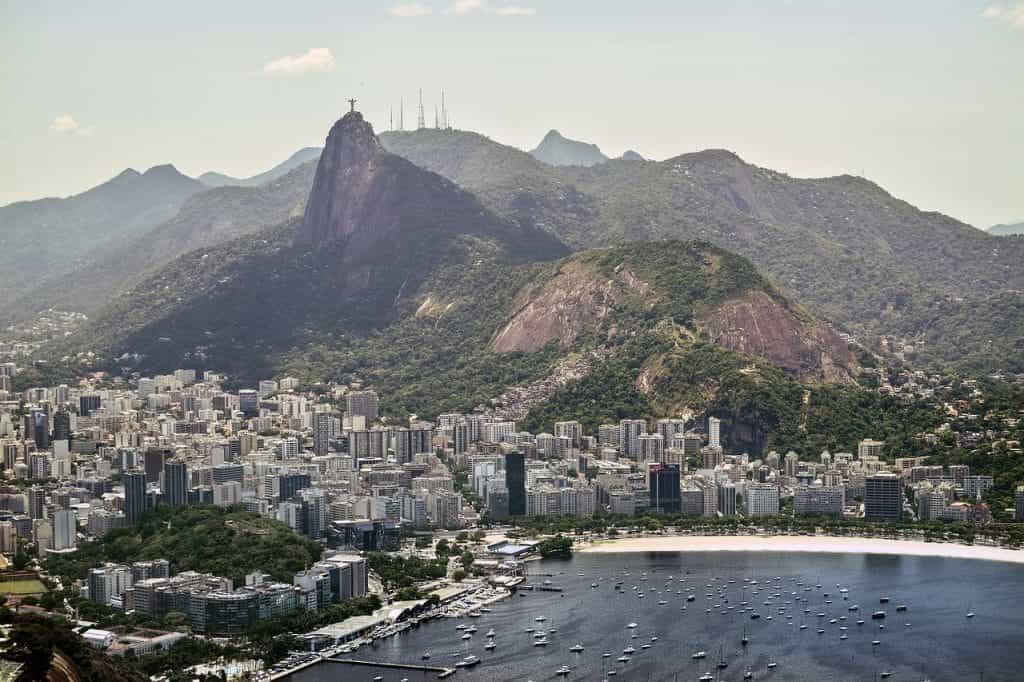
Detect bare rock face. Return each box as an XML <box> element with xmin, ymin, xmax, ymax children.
<box><xmin>491</xmin><ymin>261</ymin><xmax>651</xmax><ymax>352</ymax></box>
<box><xmin>298</xmin><ymin>111</ymin><xmax>391</xmax><ymax>252</ymax></box>
<box><xmin>699</xmin><ymin>290</ymin><xmax>858</xmax><ymax>383</ymax></box>
<box><xmin>298</xmin><ymin>110</ymin><xmax>566</xmax><ymax>273</ymax></box>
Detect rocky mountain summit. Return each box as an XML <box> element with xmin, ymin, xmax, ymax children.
<box><xmin>529</xmin><ymin>129</ymin><xmax>609</xmax><ymax>167</ymax></box>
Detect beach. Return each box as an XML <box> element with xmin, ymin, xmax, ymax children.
<box><xmin>580</xmin><ymin>534</ymin><xmax>1024</xmax><ymax>563</ymax></box>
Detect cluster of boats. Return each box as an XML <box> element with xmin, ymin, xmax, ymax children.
<box><xmin>406</xmin><ymin>567</ymin><xmax>978</xmax><ymax>680</ymax></box>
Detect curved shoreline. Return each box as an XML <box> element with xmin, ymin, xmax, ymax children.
<box><xmin>579</xmin><ymin>534</ymin><xmax>1024</xmax><ymax>564</ymax></box>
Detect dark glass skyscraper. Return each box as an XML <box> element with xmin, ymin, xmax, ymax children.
<box><xmin>123</xmin><ymin>471</ymin><xmax>147</xmax><ymax>525</ymax></box>
<box><xmin>163</xmin><ymin>460</ymin><xmax>189</xmax><ymax>507</ymax></box>
<box><xmin>278</xmin><ymin>472</ymin><xmax>312</xmax><ymax>502</ymax></box>
<box><xmin>865</xmin><ymin>472</ymin><xmax>902</xmax><ymax>520</ymax></box>
<box><xmin>505</xmin><ymin>451</ymin><xmax>526</xmax><ymax>516</ymax></box>
<box><xmin>52</xmin><ymin>409</ymin><xmax>72</xmax><ymax>442</ymax></box>
<box><xmin>79</xmin><ymin>394</ymin><xmax>101</xmax><ymax>416</ymax></box>
<box><xmin>32</xmin><ymin>411</ymin><xmax>50</xmax><ymax>450</ymax></box>
<box><xmin>144</xmin><ymin>448</ymin><xmax>169</xmax><ymax>484</ymax></box>
<box><xmin>649</xmin><ymin>463</ymin><xmax>681</xmax><ymax>514</ymax></box>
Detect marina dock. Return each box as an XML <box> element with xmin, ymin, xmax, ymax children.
<box><xmin>326</xmin><ymin>657</ymin><xmax>456</xmax><ymax>678</ymax></box>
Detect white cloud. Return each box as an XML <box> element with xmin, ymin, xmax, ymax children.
<box><xmin>982</xmin><ymin>3</ymin><xmax>1024</xmax><ymax>28</ymax></box>
<box><xmin>447</xmin><ymin>0</ymin><xmax>535</xmax><ymax>16</ymax></box>
<box><xmin>50</xmin><ymin>114</ymin><xmax>80</xmax><ymax>133</ymax></box>
<box><xmin>263</xmin><ymin>47</ymin><xmax>336</xmax><ymax>76</ymax></box>
<box><xmin>495</xmin><ymin>5</ymin><xmax>536</xmax><ymax>15</ymax></box>
<box><xmin>389</xmin><ymin>3</ymin><xmax>431</xmax><ymax>17</ymax></box>
<box><xmin>450</xmin><ymin>0</ymin><xmax>483</xmax><ymax>13</ymax></box>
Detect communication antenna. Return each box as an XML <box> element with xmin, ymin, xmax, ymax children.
<box><xmin>417</xmin><ymin>88</ymin><xmax>425</xmax><ymax>129</ymax></box>
<box><xmin>399</xmin><ymin>98</ymin><xmax>404</xmax><ymax>131</ymax></box>
<box><xmin>441</xmin><ymin>90</ymin><xmax>448</xmax><ymax>130</ymax></box>
<box><xmin>434</xmin><ymin>105</ymin><xmax>440</xmax><ymax>129</ymax></box>
<box><xmin>389</xmin><ymin>105</ymin><xmax>393</xmax><ymax>131</ymax></box>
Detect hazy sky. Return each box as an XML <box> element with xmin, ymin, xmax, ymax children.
<box><xmin>2</xmin><ymin>0</ymin><xmax>1022</xmax><ymax>227</ymax></box>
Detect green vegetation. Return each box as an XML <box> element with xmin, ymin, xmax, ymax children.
<box><xmin>382</xmin><ymin>129</ymin><xmax>1024</xmax><ymax>375</ymax></box>
<box><xmin>281</xmin><ymin>240</ymin><xmax>563</xmax><ymax>417</ymax></box>
<box><xmin>246</xmin><ymin>595</ymin><xmax>381</xmax><ymax>642</ymax></box>
<box><xmin>1</xmin><ymin>611</ymin><xmax>146</xmax><ymax>682</ymax></box>
<box><xmin>523</xmin><ymin>326</ymin><xmax>941</xmax><ymax>457</ymax></box>
<box><xmin>536</xmin><ymin>535</ymin><xmax>573</xmax><ymax>558</ymax></box>
<box><xmin>45</xmin><ymin>505</ymin><xmax>322</xmax><ymax>586</ymax></box>
<box><xmin>126</xmin><ymin>637</ymin><xmax>245</xmax><ymax>681</ymax></box>
<box><xmin>367</xmin><ymin>553</ymin><xmax>447</xmax><ymax>589</ymax></box>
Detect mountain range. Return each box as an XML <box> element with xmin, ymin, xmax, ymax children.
<box><xmin>0</xmin><ymin>165</ymin><xmax>204</xmax><ymax>295</ymax></box>
<box><xmin>989</xmin><ymin>221</ymin><xmax>1024</xmax><ymax>236</ymax></box>
<box><xmin>198</xmin><ymin>147</ymin><xmax>321</xmax><ymax>188</ymax></box>
<box><xmin>27</xmin><ymin>111</ymin><xmax>1017</xmax><ymax>456</ymax></box>
<box><xmin>378</xmin><ymin>130</ymin><xmax>1024</xmax><ymax>373</ymax></box>
<box><xmin>4</xmin><ymin>117</ymin><xmax>1022</xmax><ymax>379</ymax></box>
<box><xmin>41</xmin><ymin>113</ymin><xmax>874</xmax><ymax>452</ymax></box>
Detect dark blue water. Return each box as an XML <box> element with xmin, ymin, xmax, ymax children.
<box><xmin>289</xmin><ymin>551</ymin><xmax>1024</xmax><ymax>681</ymax></box>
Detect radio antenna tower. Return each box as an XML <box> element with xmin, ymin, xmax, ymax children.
<box><xmin>399</xmin><ymin>98</ymin><xmax>404</xmax><ymax>131</ymax></box>
<box><xmin>389</xmin><ymin>105</ymin><xmax>393</xmax><ymax>131</ymax></box>
<box><xmin>434</xmin><ymin>105</ymin><xmax>440</xmax><ymax>129</ymax></box>
<box><xmin>417</xmin><ymin>88</ymin><xmax>425</xmax><ymax>129</ymax></box>
<box><xmin>441</xmin><ymin>90</ymin><xmax>448</xmax><ymax>129</ymax></box>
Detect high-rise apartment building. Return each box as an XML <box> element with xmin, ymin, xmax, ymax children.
<box><xmin>618</xmin><ymin>419</ymin><xmax>647</xmax><ymax>458</ymax></box>
<box><xmin>864</xmin><ymin>472</ymin><xmax>902</xmax><ymax>521</ymax></box>
<box><xmin>745</xmin><ymin>483</ymin><xmax>780</xmax><ymax>517</ymax></box>
<box><xmin>708</xmin><ymin>416</ymin><xmax>721</xmax><ymax>449</ymax></box>
<box><xmin>123</xmin><ymin>471</ymin><xmax>147</xmax><ymax>525</ymax></box>
<box><xmin>505</xmin><ymin>451</ymin><xmax>526</xmax><ymax>516</ymax></box>
<box><xmin>238</xmin><ymin>390</ymin><xmax>260</xmax><ymax>417</ymax></box>
<box><xmin>648</xmin><ymin>463</ymin><xmax>681</xmax><ymax>514</ymax></box>
<box><xmin>345</xmin><ymin>390</ymin><xmax>379</xmax><ymax>423</ymax></box>
<box><xmin>163</xmin><ymin>460</ymin><xmax>189</xmax><ymax>507</ymax></box>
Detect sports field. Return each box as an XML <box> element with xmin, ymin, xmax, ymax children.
<box><xmin>0</xmin><ymin>578</ymin><xmax>47</xmax><ymax>595</ymax></box>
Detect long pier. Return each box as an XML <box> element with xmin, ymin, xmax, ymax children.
<box><xmin>326</xmin><ymin>657</ymin><xmax>456</xmax><ymax>678</ymax></box>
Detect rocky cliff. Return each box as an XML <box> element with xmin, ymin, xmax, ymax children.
<box><xmin>299</xmin><ymin>111</ymin><xmax>562</xmax><ymax>268</ymax></box>
<box><xmin>697</xmin><ymin>290</ymin><xmax>857</xmax><ymax>383</ymax></box>
<box><xmin>489</xmin><ymin>242</ymin><xmax>857</xmax><ymax>384</ymax></box>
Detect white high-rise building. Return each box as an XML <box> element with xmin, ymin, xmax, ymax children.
<box><xmin>52</xmin><ymin>509</ymin><xmax>77</xmax><ymax>550</ymax></box>
<box><xmin>638</xmin><ymin>433</ymin><xmax>665</xmax><ymax>464</ymax></box>
<box><xmin>619</xmin><ymin>419</ymin><xmax>647</xmax><ymax>458</ymax></box>
<box><xmin>554</xmin><ymin>421</ymin><xmax>583</xmax><ymax>447</ymax></box>
<box><xmin>744</xmin><ymin>483</ymin><xmax>780</xmax><ymax>517</ymax></box>
<box><xmin>708</xmin><ymin>417</ymin><xmax>721</xmax><ymax>449</ymax></box>
<box><xmin>213</xmin><ymin>481</ymin><xmax>243</xmax><ymax>507</ymax></box>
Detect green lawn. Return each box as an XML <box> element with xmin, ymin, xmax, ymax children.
<box><xmin>0</xmin><ymin>578</ymin><xmax>47</xmax><ymax>595</ymax></box>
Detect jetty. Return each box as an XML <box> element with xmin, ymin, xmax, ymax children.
<box><xmin>326</xmin><ymin>657</ymin><xmax>456</xmax><ymax>678</ymax></box>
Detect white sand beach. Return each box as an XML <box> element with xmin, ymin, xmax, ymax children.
<box><xmin>580</xmin><ymin>535</ymin><xmax>1024</xmax><ymax>564</ymax></box>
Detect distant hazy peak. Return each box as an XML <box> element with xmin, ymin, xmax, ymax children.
<box><xmin>530</xmin><ymin>128</ymin><xmax>609</xmax><ymax>167</ymax></box>
<box><xmin>199</xmin><ymin>146</ymin><xmax>322</xmax><ymax>189</ymax></box>
<box><xmin>989</xmin><ymin>221</ymin><xmax>1024</xmax><ymax>236</ymax></box>
<box><xmin>142</xmin><ymin>164</ymin><xmax>190</xmax><ymax>179</ymax></box>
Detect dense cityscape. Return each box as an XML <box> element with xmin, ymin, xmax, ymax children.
<box><xmin>2</xmin><ymin>356</ymin><xmax>1023</xmax><ymax>679</ymax></box>
<box><xmin>3</xmin><ymin>3</ymin><xmax>1023</xmax><ymax>679</ymax></box>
